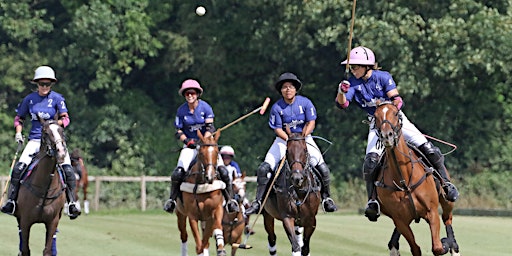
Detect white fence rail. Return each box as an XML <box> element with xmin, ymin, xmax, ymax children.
<box><xmin>0</xmin><ymin>175</ymin><xmax>256</xmax><ymax>212</ymax></box>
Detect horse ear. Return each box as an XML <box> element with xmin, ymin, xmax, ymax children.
<box><xmin>214</xmin><ymin>130</ymin><xmax>220</xmax><ymax>143</ymax></box>
<box><xmin>197</xmin><ymin>130</ymin><xmax>204</xmax><ymax>141</ymax></box>
<box><xmin>241</xmin><ymin>171</ymin><xmax>246</xmax><ymax>179</ymax></box>
<box><xmin>285</xmin><ymin>124</ymin><xmax>291</xmax><ymax>135</ymax></box>
<box><xmin>37</xmin><ymin>114</ymin><xmax>45</xmax><ymax>125</ymax></box>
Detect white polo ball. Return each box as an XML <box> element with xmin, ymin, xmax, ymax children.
<box><xmin>196</xmin><ymin>6</ymin><xmax>206</xmax><ymax>16</ymax></box>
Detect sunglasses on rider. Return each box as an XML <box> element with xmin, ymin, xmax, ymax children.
<box><xmin>349</xmin><ymin>65</ymin><xmax>362</xmax><ymax>71</ymax></box>
<box><xmin>37</xmin><ymin>82</ymin><xmax>54</xmax><ymax>87</ymax></box>
<box><xmin>184</xmin><ymin>90</ymin><xmax>197</xmax><ymax>96</ymax></box>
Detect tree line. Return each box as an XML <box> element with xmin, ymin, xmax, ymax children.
<box><xmin>1</xmin><ymin>0</ymin><xmax>511</xmax><ymax>186</ymax></box>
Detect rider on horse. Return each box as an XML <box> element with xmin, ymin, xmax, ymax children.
<box><xmin>246</xmin><ymin>72</ymin><xmax>338</xmax><ymax>215</ymax></box>
<box><xmin>334</xmin><ymin>46</ymin><xmax>459</xmax><ymax>221</ymax></box>
<box><xmin>163</xmin><ymin>79</ymin><xmax>239</xmax><ymax>214</ymax></box>
<box><xmin>1</xmin><ymin>66</ymin><xmax>81</xmax><ymax>219</ymax></box>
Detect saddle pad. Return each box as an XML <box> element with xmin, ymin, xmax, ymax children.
<box><xmin>180</xmin><ymin>180</ymin><xmax>226</xmax><ymax>194</ymax></box>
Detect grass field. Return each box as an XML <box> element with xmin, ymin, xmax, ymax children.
<box><xmin>0</xmin><ymin>209</ymin><xmax>510</xmax><ymax>256</ymax></box>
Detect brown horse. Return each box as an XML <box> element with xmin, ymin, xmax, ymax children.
<box><xmin>71</xmin><ymin>149</ymin><xmax>89</xmax><ymax>215</ymax></box>
<box><xmin>15</xmin><ymin>118</ymin><xmax>67</xmax><ymax>256</ymax></box>
<box><xmin>222</xmin><ymin>174</ymin><xmax>247</xmax><ymax>256</ymax></box>
<box><xmin>373</xmin><ymin>101</ymin><xmax>460</xmax><ymax>256</ymax></box>
<box><xmin>262</xmin><ymin>131</ymin><xmax>321</xmax><ymax>256</ymax></box>
<box><xmin>175</xmin><ymin>131</ymin><xmax>227</xmax><ymax>256</ymax></box>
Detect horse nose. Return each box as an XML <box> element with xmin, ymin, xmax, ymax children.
<box><xmin>292</xmin><ymin>170</ymin><xmax>303</xmax><ymax>186</ymax></box>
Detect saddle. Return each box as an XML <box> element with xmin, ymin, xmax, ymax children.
<box><xmin>373</xmin><ymin>143</ymin><xmax>441</xmax><ymax>193</ymax></box>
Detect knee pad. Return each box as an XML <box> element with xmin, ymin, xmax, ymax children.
<box><xmin>62</xmin><ymin>165</ymin><xmax>76</xmax><ymax>182</ymax></box>
<box><xmin>256</xmin><ymin>162</ymin><xmax>271</xmax><ymax>183</ymax></box>
<box><xmin>419</xmin><ymin>141</ymin><xmax>444</xmax><ymax>163</ymax></box>
<box><xmin>363</xmin><ymin>153</ymin><xmax>380</xmax><ymax>181</ymax></box>
<box><xmin>171</xmin><ymin>167</ymin><xmax>186</xmax><ymax>182</ymax></box>
<box><xmin>217</xmin><ymin>165</ymin><xmax>230</xmax><ymax>182</ymax></box>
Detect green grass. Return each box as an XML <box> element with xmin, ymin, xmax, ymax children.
<box><xmin>1</xmin><ymin>209</ymin><xmax>511</xmax><ymax>256</ymax></box>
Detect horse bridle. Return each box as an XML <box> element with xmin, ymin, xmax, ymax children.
<box><xmin>286</xmin><ymin>136</ymin><xmax>310</xmax><ymax>173</ymax></box>
<box><xmin>41</xmin><ymin>121</ymin><xmax>66</xmax><ymax>158</ymax></box>
<box><xmin>375</xmin><ymin>103</ymin><xmax>403</xmax><ymax>147</ymax></box>
<box><xmin>194</xmin><ymin>142</ymin><xmax>219</xmax><ymax>182</ymax></box>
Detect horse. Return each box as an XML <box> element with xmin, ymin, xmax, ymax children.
<box><xmin>262</xmin><ymin>129</ymin><xmax>321</xmax><ymax>256</ymax></box>
<box><xmin>15</xmin><ymin>118</ymin><xmax>67</xmax><ymax>256</ymax></box>
<box><xmin>70</xmin><ymin>149</ymin><xmax>89</xmax><ymax>215</ymax></box>
<box><xmin>175</xmin><ymin>131</ymin><xmax>227</xmax><ymax>256</ymax></box>
<box><xmin>373</xmin><ymin>101</ymin><xmax>460</xmax><ymax>256</ymax></box>
<box><xmin>222</xmin><ymin>174</ymin><xmax>247</xmax><ymax>256</ymax></box>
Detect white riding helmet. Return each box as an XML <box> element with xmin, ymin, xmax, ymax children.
<box><xmin>32</xmin><ymin>66</ymin><xmax>57</xmax><ymax>82</ymax></box>
<box><xmin>220</xmin><ymin>146</ymin><xmax>235</xmax><ymax>157</ymax></box>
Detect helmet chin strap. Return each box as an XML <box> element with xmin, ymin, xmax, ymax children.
<box><xmin>362</xmin><ymin>67</ymin><xmax>372</xmax><ymax>81</ymax></box>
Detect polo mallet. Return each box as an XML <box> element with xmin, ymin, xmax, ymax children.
<box><xmin>0</xmin><ymin>141</ymin><xmax>23</xmax><ymax>206</ymax></box>
<box><xmin>232</xmin><ymin>156</ymin><xmax>287</xmax><ymax>249</ymax></box>
<box><xmin>344</xmin><ymin>0</ymin><xmax>357</xmax><ymax>79</ymax></box>
<box><xmin>212</xmin><ymin>97</ymin><xmax>271</xmax><ymax>136</ymax></box>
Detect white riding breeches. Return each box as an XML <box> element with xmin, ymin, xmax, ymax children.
<box><xmin>263</xmin><ymin>135</ymin><xmax>324</xmax><ymax>171</ymax></box>
<box><xmin>18</xmin><ymin>139</ymin><xmax>71</xmax><ymax>165</ymax></box>
<box><xmin>177</xmin><ymin>145</ymin><xmax>224</xmax><ymax>172</ymax></box>
<box><xmin>366</xmin><ymin>111</ymin><xmax>428</xmax><ymax>155</ymax></box>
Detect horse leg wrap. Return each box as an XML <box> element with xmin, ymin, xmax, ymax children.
<box><xmin>213</xmin><ymin>228</ymin><xmax>224</xmax><ymax>247</ymax></box>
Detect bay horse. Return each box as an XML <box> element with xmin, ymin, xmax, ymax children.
<box><xmin>70</xmin><ymin>149</ymin><xmax>89</xmax><ymax>215</ymax></box>
<box><xmin>175</xmin><ymin>131</ymin><xmax>227</xmax><ymax>256</ymax></box>
<box><xmin>15</xmin><ymin>117</ymin><xmax>67</xmax><ymax>256</ymax></box>
<box><xmin>373</xmin><ymin>101</ymin><xmax>460</xmax><ymax>256</ymax></box>
<box><xmin>222</xmin><ymin>174</ymin><xmax>246</xmax><ymax>256</ymax></box>
<box><xmin>262</xmin><ymin>130</ymin><xmax>321</xmax><ymax>256</ymax></box>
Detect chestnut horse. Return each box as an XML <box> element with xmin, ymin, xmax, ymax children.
<box><xmin>373</xmin><ymin>102</ymin><xmax>460</xmax><ymax>256</ymax></box>
<box><xmin>222</xmin><ymin>175</ymin><xmax>246</xmax><ymax>256</ymax></box>
<box><xmin>15</xmin><ymin>118</ymin><xmax>67</xmax><ymax>256</ymax></box>
<box><xmin>71</xmin><ymin>149</ymin><xmax>89</xmax><ymax>214</ymax></box>
<box><xmin>262</xmin><ymin>131</ymin><xmax>321</xmax><ymax>256</ymax></box>
<box><xmin>175</xmin><ymin>131</ymin><xmax>227</xmax><ymax>256</ymax></box>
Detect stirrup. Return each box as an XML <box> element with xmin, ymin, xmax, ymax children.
<box><xmin>226</xmin><ymin>200</ymin><xmax>239</xmax><ymax>213</ymax></box>
<box><xmin>163</xmin><ymin>199</ymin><xmax>176</xmax><ymax>214</ymax></box>
<box><xmin>322</xmin><ymin>198</ymin><xmax>338</xmax><ymax>212</ymax></box>
<box><xmin>364</xmin><ymin>199</ymin><xmax>380</xmax><ymax>222</ymax></box>
<box><xmin>0</xmin><ymin>199</ymin><xmax>16</xmax><ymax>215</ymax></box>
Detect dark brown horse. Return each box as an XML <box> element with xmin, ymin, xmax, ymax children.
<box><xmin>175</xmin><ymin>131</ymin><xmax>227</xmax><ymax>256</ymax></box>
<box><xmin>373</xmin><ymin>102</ymin><xmax>460</xmax><ymax>256</ymax></box>
<box><xmin>222</xmin><ymin>174</ymin><xmax>246</xmax><ymax>256</ymax></box>
<box><xmin>71</xmin><ymin>149</ymin><xmax>89</xmax><ymax>215</ymax></box>
<box><xmin>15</xmin><ymin>118</ymin><xmax>67</xmax><ymax>256</ymax></box>
<box><xmin>262</xmin><ymin>131</ymin><xmax>321</xmax><ymax>256</ymax></box>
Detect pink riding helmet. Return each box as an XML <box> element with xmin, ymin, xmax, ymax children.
<box><xmin>178</xmin><ymin>79</ymin><xmax>203</xmax><ymax>96</ymax></box>
<box><xmin>340</xmin><ymin>46</ymin><xmax>375</xmax><ymax>66</ymax></box>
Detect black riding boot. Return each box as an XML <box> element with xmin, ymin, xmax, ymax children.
<box><xmin>1</xmin><ymin>162</ymin><xmax>26</xmax><ymax>215</ymax></box>
<box><xmin>419</xmin><ymin>142</ymin><xmax>459</xmax><ymax>202</ymax></box>
<box><xmin>63</xmin><ymin>164</ymin><xmax>81</xmax><ymax>220</ymax></box>
<box><xmin>316</xmin><ymin>163</ymin><xmax>337</xmax><ymax>212</ymax></box>
<box><xmin>363</xmin><ymin>153</ymin><xmax>380</xmax><ymax>222</ymax></box>
<box><xmin>218</xmin><ymin>165</ymin><xmax>239</xmax><ymax>213</ymax></box>
<box><xmin>164</xmin><ymin>167</ymin><xmax>185</xmax><ymax>214</ymax></box>
<box><xmin>245</xmin><ymin>162</ymin><xmax>271</xmax><ymax>215</ymax></box>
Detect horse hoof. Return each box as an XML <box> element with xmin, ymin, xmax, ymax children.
<box><xmin>217</xmin><ymin>249</ymin><xmax>227</xmax><ymax>256</ymax></box>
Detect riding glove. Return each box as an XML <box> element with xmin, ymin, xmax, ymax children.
<box><xmin>338</xmin><ymin>80</ymin><xmax>350</xmax><ymax>94</ymax></box>
<box><xmin>184</xmin><ymin>138</ymin><xmax>197</xmax><ymax>149</ymax></box>
<box><xmin>15</xmin><ymin>132</ymin><xmax>24</xmax><ymax>144</ymax></box>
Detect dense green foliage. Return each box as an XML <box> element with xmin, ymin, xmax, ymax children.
<box><xmin>1</xmin><ymin>1</ymin><xmax>512</xmax><ymax>193</ymax></box>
